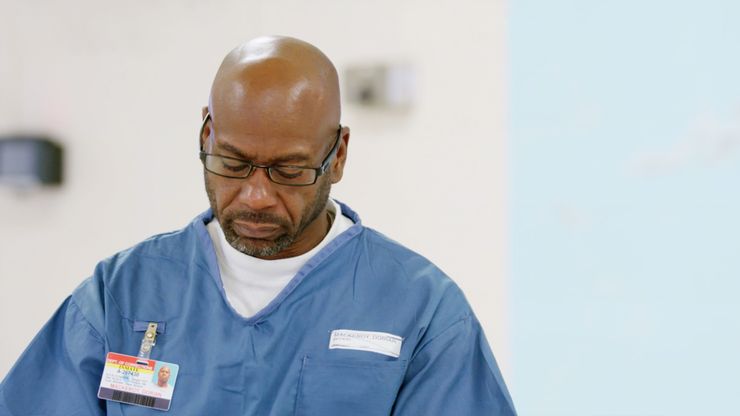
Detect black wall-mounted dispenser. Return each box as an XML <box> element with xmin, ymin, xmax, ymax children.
<box><xmin>0</xmin><ymin>136</ymin><xmax>63</xmax><ymax>187</ymax></box>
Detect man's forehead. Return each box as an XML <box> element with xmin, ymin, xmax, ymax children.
<box><xmin>210</xmin><ymin>76</ymin><xmax>335</xmax><ymax>138</ymax></box>
<box><xmin>213</xmin><ymin>139</ymin><xmax>314</xmax><ymax>164</ymax></box>
<box><xmin>211</xmin><ymin>101</ymin><xmax>328</xmax><ymax>138</ymax></box>
<box><xmin>208</xmin><ymin>120</ymin><xmax>328</xmax><ymax>164</ymax></box>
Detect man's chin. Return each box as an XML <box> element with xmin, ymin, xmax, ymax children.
<box><xmin>227</xmin><ymin>235</ymin><xmax>293</xmax><ymax>258</ymax></box>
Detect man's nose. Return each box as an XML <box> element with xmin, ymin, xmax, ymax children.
<box><xmin>235</xmin><ymin>167</ymin><xmax>279</xmax><ymax>210</ymax></box>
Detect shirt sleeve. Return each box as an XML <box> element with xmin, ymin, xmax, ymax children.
<box><xmin>391</xmin><ymin>315</ymin><xmax>517</xmax><ymax>416</ymax></box>
<box><xmin>0</xmin><ymin>296</ymin><xmax>106</xmax><ymax>416</ymax></box>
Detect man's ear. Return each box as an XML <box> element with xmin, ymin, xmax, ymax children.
<box><xmin>199</xmin><ymin>107</ymin><xmax>211</xmax><ymax>150</ymax></box>
<box><xmin>331</xmin><ymin>126</ymin><xmax>350</xmax><ymax>184</ymax></box>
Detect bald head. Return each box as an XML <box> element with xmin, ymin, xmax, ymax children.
<box><xmin>208</xmin><ymin>36</ymin><xmax>340</xmax><ymax>137</ymax></box>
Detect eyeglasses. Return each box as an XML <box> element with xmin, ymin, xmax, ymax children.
<box><xmin>198</xmin><ymin>113</ymin><xmax>342</xmax><ymax>186</ymax></box>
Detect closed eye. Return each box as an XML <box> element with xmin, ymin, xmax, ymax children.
<box><xmin>272</xmin><ymin>166</ymin><xmax>307</xmax><ymax>179</ymax></box>
<box><xmin>220</xmin><ymin>158</ymin><xmax>250</xmax><ymax>173</ymax></box>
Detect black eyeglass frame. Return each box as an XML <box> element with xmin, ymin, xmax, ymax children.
<box><xmin>198</xmin><ymin>112</ymin><xmax>342</xmax><ymax>186</ymax></box>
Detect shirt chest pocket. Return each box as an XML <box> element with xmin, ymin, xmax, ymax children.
<box><xmin>294</xmin><ymin>356</ymin><xmax>407</xmax><ymax>416</ymax></box>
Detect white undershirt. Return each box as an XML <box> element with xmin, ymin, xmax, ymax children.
<box><xmin>206</xmin><ymin>199</ymin><xmax>353</xmax><ymax>318</ymax></box>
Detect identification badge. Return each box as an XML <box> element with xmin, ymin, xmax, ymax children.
<box><xmin>329</xmin><ymin>329</ymin><xmax>403</xmax><ymax>358</ymax></box>
<box><xmin>97</xmin><ymin>352</ymin><xmax>179</xmax><ymax>411</ymax></box>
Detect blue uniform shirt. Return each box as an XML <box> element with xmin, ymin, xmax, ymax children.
<box><xmin>0</xmin><ymin>203</ymin><xmax>516</xmax><ymax>415</ymax></box>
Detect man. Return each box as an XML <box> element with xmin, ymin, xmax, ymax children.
<box><xmin>0</xmin><ymin>36</ymin><xmax>516</xmax><ymax>415</ymax></box>
<box><xmin>150</xmin><ymin>365</ymin><xmax>172</xmax><ymax>394</ymax></box>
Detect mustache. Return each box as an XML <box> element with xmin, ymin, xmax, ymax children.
<box><xmin>223</xmin><ymin>210</ymin><xmax>289</xmax><ymax>227</ymax></box>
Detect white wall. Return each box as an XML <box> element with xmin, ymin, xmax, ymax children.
<box><xmin>0</xmin><ymin>0</ymin><xmax>510</xmax><ymax>381</ymax></box>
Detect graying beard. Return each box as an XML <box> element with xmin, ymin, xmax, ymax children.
<box><xmin>204</xmin><ymin>170</ymin><xmax>332</xmax><ymax>258</ymax></box>
<box><xmin>223</xmin><ymin>228</ymin><xmax>294</xmax><ymax>257</ymax></box>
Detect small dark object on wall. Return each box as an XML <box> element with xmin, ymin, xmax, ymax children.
<box><xmin>0</xmin><ymin>136</ymin><xmax>64</xmax><ymax>187</ymax></box>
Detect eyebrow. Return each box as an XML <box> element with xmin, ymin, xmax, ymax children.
<box><xmin>214</xmin><ymin>141</ymin><xmax>313</xmax><ymax>165</ymax></box>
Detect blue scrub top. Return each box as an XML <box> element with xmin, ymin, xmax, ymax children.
<box><xmin>0</xmin><ymin>203</ymin><xmax>516</xmax><ymax>415</ymax></box>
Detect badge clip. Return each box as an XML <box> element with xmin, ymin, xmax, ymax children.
<box><xmin>136</xmin><ymin>322</ymin><xmax>158</xmax><ymax>364</ymax></box>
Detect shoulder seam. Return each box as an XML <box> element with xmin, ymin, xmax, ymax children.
<box><xmin>410</xmin><ymin>313</ymin><xmax>471</xmax><ymax>361</ymax></box>
<box><xmin>68</xmin><ymin>297</ymin><xmax>105</xmax><ymax>345</ymax></box>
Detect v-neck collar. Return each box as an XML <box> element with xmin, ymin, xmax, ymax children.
<box><xmin>192</xmin><ymin>200</ymin><xmax>364</xmax><ymax>325</ymax></box>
